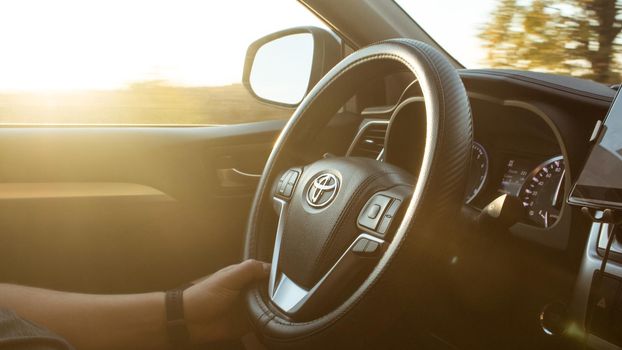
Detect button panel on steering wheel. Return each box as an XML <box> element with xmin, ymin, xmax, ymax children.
<box><xmin>357</xmin><ymin>189</ymin><xmax>407</xmax><ymax>236</ymax></box>
<box><xmin>276</xmin><ymin>169</ymin><xmax>300</xmax><ymax>199</ymax></box>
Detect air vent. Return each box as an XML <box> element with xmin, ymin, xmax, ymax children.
<box><xmin>348</xmin><ymin>122</ymin><xmax>388</xmax><ymax>160</ymax></box>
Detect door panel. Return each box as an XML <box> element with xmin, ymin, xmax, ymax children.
<box><xmin>0</xmin><ymin>120</ymin><xmax>284</xmax><ymax>293</ymax></box>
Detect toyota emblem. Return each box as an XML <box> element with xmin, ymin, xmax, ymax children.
<box><xmin>306</xmin><ymin>173</ymin><xmax>339</xmax><ymax>208</ymax></box>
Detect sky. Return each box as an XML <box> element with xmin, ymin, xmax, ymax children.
<box><xmin>0</xmin><ymin>0</ymin><xmax>495</xmax><ymax>92</ymax></box>
<box><xmin>396</xmin><ymin>0</ymin><xmax>497</xmax><ymax>69</ymax></box>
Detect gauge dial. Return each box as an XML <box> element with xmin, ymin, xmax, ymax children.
<box><xmin>465</xmin><ymin>142</ymin><xmax>489</xmax><ymax>204</ymax></box>
<box><xmin>520</xmin><ymin>156</ymin><xmax>565</xmax><ymax>228</ymax></box>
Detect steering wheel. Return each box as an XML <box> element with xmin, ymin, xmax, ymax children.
<box><xmin>244</xmin><ymin>39</ymin><xmax>472</xmax><ymax>348</ymax></box>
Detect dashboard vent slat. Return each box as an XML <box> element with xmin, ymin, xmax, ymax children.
<box><xmin>348</xmin><ymin>122</ymin><xmax>388</xmax><ymax>160</ymax></box>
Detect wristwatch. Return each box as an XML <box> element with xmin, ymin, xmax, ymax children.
<box><xmin>165</xmin><ymin>284</ymin><xmax>193</xmax><ymax>348</ymax></box>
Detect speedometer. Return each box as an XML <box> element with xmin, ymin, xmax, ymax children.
<box><xmin>465</xmin><ymin>142</ymin><xmax>489</xmax><ymax>204</ymax></box>
<box><xmin>519</xmin><ymin>156</ymin><xmax>565</xmax><ymax>228</ymax></box>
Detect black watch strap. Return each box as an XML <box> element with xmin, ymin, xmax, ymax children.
<box><xmin>165</xmin><ymin>287</ymin><xmax>191</xmax><ymax>348</ymax></box>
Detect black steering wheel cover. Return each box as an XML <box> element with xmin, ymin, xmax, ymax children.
<box><xmin>244</xmin><ymin>39</ymin><xmax>472</xmax><ymax>347</ymax></box>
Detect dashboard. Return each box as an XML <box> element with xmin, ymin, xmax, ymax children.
<box><xmin>338</xmin><ymin>70</ymin><xmax>622</xmax><ymax>349</ymax></box>
<box><xmin>348</xmin><ymin>90</ymin><xmax>569</xmax><ymax>233</ymax></box>
<box><xmin>341</xmin><ymin>68</ymin><xmax>622</xmax><ymax>349</ymax></box>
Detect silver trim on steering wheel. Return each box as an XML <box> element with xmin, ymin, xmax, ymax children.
<box><xmin>269</xmin><ymin>197</ymin><xmax>384</xmax><ymax>314</ymax></box>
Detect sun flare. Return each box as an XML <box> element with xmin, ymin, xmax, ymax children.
<box><xmin>0</xmin><ymin>0</ymin><xmax>323</xmax><ymax>92</ymax></box>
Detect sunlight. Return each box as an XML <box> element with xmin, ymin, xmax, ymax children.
<box><xmin>0</xmin><ymin>0</ymin><xmax>325</xmax><ymax>91</ymax></box>
<box><xmin>396</xmin><ymin>0</ymin><xmax>497</xmax><ymax>68</ymax></box>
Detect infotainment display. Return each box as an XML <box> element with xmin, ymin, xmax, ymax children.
<box><xmin>569</xmin><ymin>89</ymin><xmax>622</xmax><ymax>210</ymax></box>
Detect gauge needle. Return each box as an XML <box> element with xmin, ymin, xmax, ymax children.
<box><xmin>540</xmin><ymin>210</ymin><xmax>549</xmax><ymax>228</ymax></box>
<box><xmin>551</xmin><ymin>170</ymin><xmax>565</xmax><ymax>207</ymax></box>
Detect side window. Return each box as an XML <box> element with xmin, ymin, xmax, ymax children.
<box><xmin>0</xmin><ymin>1</ymin><xmax>331</xmax><ymax>125</ymax></box>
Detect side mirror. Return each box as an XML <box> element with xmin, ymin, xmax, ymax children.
<box><xmin>243</xmin><ymin>27</ymin><xmax>341</xmax><ymax>107</ymax></box>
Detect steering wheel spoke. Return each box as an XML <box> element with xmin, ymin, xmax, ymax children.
<box><xmin>271</xmin><ymin>233</ymin><xmax>384</xmax><ymax>316</ymax></box>
<box><xmin>269</xmin><ymin>194</ymin><xmax>385</xmax><ymax>316</ymax></box>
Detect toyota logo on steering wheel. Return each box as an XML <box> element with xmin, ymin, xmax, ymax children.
<box><xmin>306</xmin><ymin>173</ymin><xmax>339</xmax><ymax>208</ymax></box>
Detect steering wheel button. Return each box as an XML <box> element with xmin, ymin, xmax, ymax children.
<box><xmin>377</xmin><ymin>217</ymin><xmax>391</xmax><ymax>234</ymax></box>
<box><xmin>277</xmin><ymin>170</ymin><xmax>300</xmax><ymax>197</ymax></box>
<box><xmin>278</xmin><ymin>177</ymin><xmax>290</xmax><ymax>194</ymax></box>
<box><xmin>352</xmin><ymin>238</ymin><xmax>369</xmax><ymax>253</ymax></box>
<box><xmin>377</xmin><ymin>200</ymin><xmax>401</xmax><ymax>234</ymax></box>
<box><xmin>364</xmin><ymin>241</ymin><xmax>379</xmax><ymax>254</ymax></box>
<box><xmin>286</xmin><ymin>171</ymin><xmax>296</xmax><ymax>182</ymax></box>
<box><xmin>283</xmin><ymin>183</ymin><xmax>294</xmax><ymax>197</ymax></box>
<box><xmin>386</xmin><ymin>199</ymin><xmax>401</xmax><ymax>216</ymax></box>
<box><xmin>287</xmin><ymin>171</ymin><xmax>299</xmax><ymax>185</ymax></box>
<box><xmin>367</xmin><ymin>204</ymin><xmax>381</xmax><ymax>219</ymax></box>
<box><xmin>358</xmin><ymin>194</ymin><xmax>392</xmax><ymax>230</ymax></box>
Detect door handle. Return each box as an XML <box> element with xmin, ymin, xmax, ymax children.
<box><xmin>217</xmin><ymin>168</ymin><xmax>261</xmax><ymax>188</ymax></box>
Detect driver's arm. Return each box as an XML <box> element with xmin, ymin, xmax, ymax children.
<box><xmin>0</xmin><ymin>259</ymin><xmax>269</xmax><ymax>350</ymax></box>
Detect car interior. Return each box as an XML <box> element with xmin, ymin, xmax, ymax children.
<box><xmin>1</xmin><ymin>0</ymin><xmax>622</xmax><ymax>349</ymax></box>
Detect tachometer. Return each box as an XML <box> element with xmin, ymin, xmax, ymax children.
<box><xmin>465</xmin><ymin>142</ymin><xmax>489</xmax><ymax>204</ymax></box>
<box><xmin>520</xmin><ymin>156</ymin><xmax>565</xmax><ymax>228</ymax></box>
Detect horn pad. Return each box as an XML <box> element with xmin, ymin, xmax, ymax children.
<box><xmin>277</xmin><ymin>157</ymin><xmax>413</xmax><ymax>290</ymax></box>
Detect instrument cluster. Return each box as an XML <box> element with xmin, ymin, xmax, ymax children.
<box><xmin>353</xmin><ymin>93</ymin><xmax>567</xmax><ymax>231</ymax></box>
<box><xmin>466</xmin><ymin>142</ymin><xmax>565</xmax><ymax>229</ymax></box>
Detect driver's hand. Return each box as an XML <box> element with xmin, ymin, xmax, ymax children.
<box><xmin>183</xmin><ymin>259</ymin><xmax>270</xmax><ymax>344</ymax></box>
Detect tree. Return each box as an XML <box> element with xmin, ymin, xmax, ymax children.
<box><xmin>572</xmin><ymin>0</ymin><xmax>622</xmax><ymax>82</ymax></box>
<box><xmin>480</xmin><ymin>0</ymin><xmax>622</xmax><ymax>84</ymax></box>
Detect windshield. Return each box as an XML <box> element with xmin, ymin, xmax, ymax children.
<box><xmin>396</xmin><ymin>0</ymin><xmax>622</xmax><ymax>84</ymax></box>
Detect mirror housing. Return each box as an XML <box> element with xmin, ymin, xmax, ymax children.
<box><xmin>243</xmin><ymin>26</ymin><xmax>341</xmax><ymax>107</ymax></box>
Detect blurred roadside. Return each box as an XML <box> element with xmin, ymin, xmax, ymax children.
<box><xmin>0</xmin><ymin>81</ymin><xmax>292</xmax><ymax>125</ymax></box>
